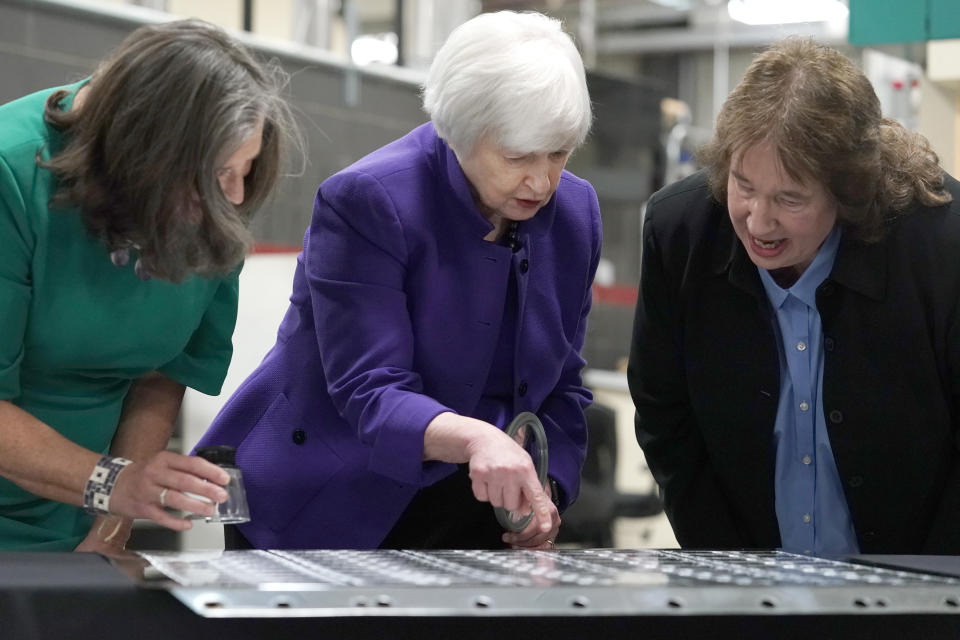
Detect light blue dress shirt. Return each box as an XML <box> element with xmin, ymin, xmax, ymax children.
<box><xmin>758</xmin><ymin>226</ymin><xmax>860</xmax><ymax>555</ymax></box>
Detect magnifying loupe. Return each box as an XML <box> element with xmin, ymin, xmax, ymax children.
<box><xmin>493</xmin><ymin>412</ymin><xmax>549</xmax><ymax>532</ymax></box>
<box><xmin>184</xmin><ymin>445</ymin><xmax>251</xmax><ymax>525</ymax></box>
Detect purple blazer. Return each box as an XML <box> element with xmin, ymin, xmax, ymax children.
<box><xmin>197</xmin><ymin>123</ymin><xmax>602</xmax><ymax>549</ymax></box>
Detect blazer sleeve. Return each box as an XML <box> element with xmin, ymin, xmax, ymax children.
<box><xmin>305</xmin><ymin>170</ymin><xmax>452</xmax><ymax>486</ymax></box>
<box><xmin>922</xmin><ymin>285</ymin><xmax>960</xmax><ymax>553</ymax></box>
<box><xmin>922</xmin><ymin>461</ymin><xmax>960</xmax><ymax>553</ymax></box>
<box><xmin>627</xmin><ymin>196</ymin><xmax>745</xmax><ymax>548</ymax></box>
<box><xmin>537</xmin><ymin>184</ymin><xmax>600</xmax><ymax>511</ymax></box>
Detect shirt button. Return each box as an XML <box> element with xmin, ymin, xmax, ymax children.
<box><xmin>802</xmin><ymin>514</ymin><xmax>811</xmax><ymax>524</ymax></box>
<box><xmin>518</xmin><ymin>381</ymin><xmax>528</xmax><ymax>397</ymax></box>
<box><xmin>802</xmin><ymin>455</ymin><xmax>812</xmax><ymax>465</ymax></box>
<box><xmin>520</xmin><ymin>258</ymin><xmax>529</xmax><ymax>273</ymax></box>
<box><xmin>796</xmin><ymin>341</ymin><xmax>807</xmax><ymax>351</ymax></box>
<box><xmin>292</xmin><ymin>429</ymin><xmax>306</xmax><ymax>445</ymax></box>
<box><xmin>799</xmin><ymin>401</ymin><xmax>809</xmax><ymax>411</ymax></box>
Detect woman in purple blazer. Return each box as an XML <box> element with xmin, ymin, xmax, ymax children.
<box><xmin>197</xmin><ymin>10</ymin><xmax>601</xmax><ymax>550</ymax></box>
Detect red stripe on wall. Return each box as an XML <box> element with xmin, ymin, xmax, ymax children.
<box><xmin>593</xmin><ymin>284</ymin><xmax>638</xmax><ymax>308</ymax></box>
<box><xmin>251</xmin><ymin>243</ymin><xmax>300</xmax><ymax>254</ymax></box>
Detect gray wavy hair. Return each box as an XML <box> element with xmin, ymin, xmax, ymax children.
<box><xmin>42</xmin><ymin>19</ymin><xmax>302</xmax><ymax>282</ymax></box>
<box><xmin>423</xmin><ymin>11</ymin><xmax>592</xmax><ymax>156</ymax></box>
<box><xmin>699</xmin><ymin>37</ymin><xmax>950</xmax><ymax>242</ymax></box>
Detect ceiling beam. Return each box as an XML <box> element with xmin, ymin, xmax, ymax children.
<box><xmin>597</xmin><ymin>21</ymin><xmax>847</xmax><ymax>54</ymax></box>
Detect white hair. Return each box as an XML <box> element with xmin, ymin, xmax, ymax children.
<box><xmin>422</xmin><ymin>11</ymin><xmax>592</xmax><ymax>156</ymax></box>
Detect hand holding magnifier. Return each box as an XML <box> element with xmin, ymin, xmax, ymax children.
<box><xmin>494</xmin><ymin>412</ymin><xmax>549</xmax><ymax>532</ymax></box>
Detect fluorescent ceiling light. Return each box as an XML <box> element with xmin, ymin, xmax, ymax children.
<box><xmin>727</xmin><ymin>0</ymin><xmax>849</xmax><ymax>25</ymax></box>
<box><xmin>649</xmin><ymin>0</ymin><xmax>693</xmax><ymax>9</ymax></box>
<box><xmin>350</xmin><ymin>33</ymin><xmax>399</xmax><ymax>66</ymax></box>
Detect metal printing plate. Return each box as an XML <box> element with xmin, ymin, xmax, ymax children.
<box><xmin>138</xmin><ymin>549</ymin><xmax>960</xmax><ymax>618</ymax></box>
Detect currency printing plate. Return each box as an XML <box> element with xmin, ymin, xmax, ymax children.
<box><xmin>138</xmin><ymin>549</ymin><xmax>960</xmax><ymax>618</ymax></box>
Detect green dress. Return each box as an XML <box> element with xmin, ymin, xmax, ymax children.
<box><xmin>0</xmin><ymin>82</ymin><xmax>239</xmax><ymax>550</ymax></box>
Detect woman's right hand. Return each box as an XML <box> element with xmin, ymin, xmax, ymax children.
<box><xmin>464</xmin><ymin>428</ymin><xmax>554</xmax><ymax>535</ymax></box>
<box><xmin>107</xmin><ymin>450</ymin><xmax>230</xmax><ymax>530</ymax></box>
<box><xmin>423</xmin><ymin>412</ymin><xmax>553</xmax><ymax>535</ymax></box>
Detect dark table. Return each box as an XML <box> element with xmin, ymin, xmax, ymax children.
<box><xmin>3</xmin><ymin>551</ymin><xmax>960</xmax><ymax>640</ymax></box>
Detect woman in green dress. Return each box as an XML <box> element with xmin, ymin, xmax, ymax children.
<box><xmin>0</xmin><ymin>19</ymin><xmax>299</xmax><ymax>552</ymax></box>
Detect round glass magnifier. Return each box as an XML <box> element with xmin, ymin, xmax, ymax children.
<box><xmin>494</xmin><ymin>412</ymin><xmax>549</xmax><ymax>532</ymax></box>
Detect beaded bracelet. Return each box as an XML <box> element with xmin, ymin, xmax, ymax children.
<box><xmin>82</xmin><ymin>456</ymin><xmax>133</xmax><ymax>515</ymax></box>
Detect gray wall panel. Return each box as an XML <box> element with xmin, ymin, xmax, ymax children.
<box><xmin>0</xmin><ymin>0</ymin><xmax>427</xmax><ymax>248</ymax></box>
<box><xmin>0</xmin><ymin>0</ymin><xmax>664</xmax><ymax>371</ymax></box>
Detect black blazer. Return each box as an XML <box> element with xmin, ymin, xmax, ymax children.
<box><xmin>628</xmin><ymin>170</ymin><xmax>960</xmax><ymax>554</ymax></box>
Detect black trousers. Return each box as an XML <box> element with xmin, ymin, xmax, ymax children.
<box><xmin>224</xmin><ymin>465</ymin><xmax>505</xmax><ymax>550</ymax></box>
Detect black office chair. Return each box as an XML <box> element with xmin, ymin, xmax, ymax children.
<box><xmin>559</xmin><ymin>402</ymin><xmax>663</xmax><ymax>548</ymax></box>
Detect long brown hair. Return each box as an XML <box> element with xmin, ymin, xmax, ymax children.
<box><xmin>41</xmin><ymin>19</ymin><xmax>301</xmax><ymax>282</ymax></box>
<box><xmin>699</xmin><ymin>37</ymin><xmax>950</xmax><ymax>242</ymax></box>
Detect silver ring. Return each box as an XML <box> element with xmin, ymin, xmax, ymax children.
<box><xmin>159</xmin><ymin>487</ymin><xmax>169</xmax><ymax>507</ymax></box>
